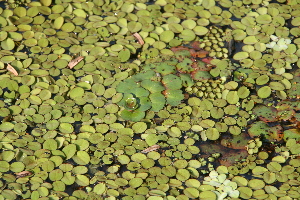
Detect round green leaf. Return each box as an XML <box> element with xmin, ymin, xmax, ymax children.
<box><xmin>72</xmin><ymin>151</ymin><xmax>90</xmax><ymax>165</ymax></box>
<box><xmin>257</xmin><ymin>86</ymin><xmax>271</xmax><ymax>98</ymax></box>
<box><xmin>206</xmin><ymin>128</ymin><xmax>220</xmax><ymax>140</ymax></box>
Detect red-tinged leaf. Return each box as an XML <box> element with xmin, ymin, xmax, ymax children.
<box><xmin>201</xmin><ymin>57</ymin><xmax>213</xmax><ymax>64</ymax></box>
<box><xmin>189</xmin><ymin>41</ymin><xmax>202</xmax><ymax>50</ymax></box>
<box><xmin>283</xmin><ymin>129</ymin><xmax>300</xmax><ymax>141</ymax></box>
<box><xmin>253</xmin><ymin>105</ymin><xmax>278</xmax><ymax>122</ymax></box>
<box><xmin>170</xmin><ymin>46</ymin><xmax>190</xmax><ymax>53</ymax></box>
<box><xmin>268</xmin><ymin>125</ymin><xmax>284</xmax><ymax>141</ymax></box>
<box><xmin>191</xmin><ymin>60</ymin><xmax>212</xmax><ymax>71</ymax></box>
<box><xmin>190</xmin><ymin>49</ymin><xmax>208</xmax><ymax>58</ymax></box>
<box><xmin>191</xmin><ymin>70</ymin><xmax>212</xmax><ymax>81</ymax></box>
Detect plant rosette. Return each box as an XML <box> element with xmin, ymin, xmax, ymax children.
<box><xmin>203</xmin><ymin>170</ymin><xmax>239</xmax><ymax>199</ymax></box>
<box><xmin>266</xmin><ymin>35</ymin><xmax>291</xmax><ymax>51</ymax></box>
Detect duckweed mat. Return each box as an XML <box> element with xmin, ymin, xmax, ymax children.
<box><xmin>0</xmin><ymin>0</ymin><xmax>300</xmax><ymax>199</ymax></box>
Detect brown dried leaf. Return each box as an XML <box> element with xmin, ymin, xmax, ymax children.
<box><xmin>68</xmin><ymin>56</ymin><xmax>84</xmax><ymax>69</ymax></box>
<box><xmin>141</xmin><ymin>144</ymin><xmax>160</xmax><ymax>153</ymax></box>
<box><xmin>133</xmin><ymin>32</ymin><xmax>144</xmax><ymax>45</ymax></box>
<box><xmin>7</xmin><ymin>64</ymin><xmax>18</xmax><ymax>76</ymax></box>
<box><xmin>170</xmin><ymin>46</ymin><xmax>190</xmax><ymax>53</ymax></box>
<box><xmin>16</xmin><ymin>171</ymin><xmax>32</xmax><ymax>178</ymax></box>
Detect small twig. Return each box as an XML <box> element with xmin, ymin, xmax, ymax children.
<box><xmin>68</xmin><ymin>56</ymin><xmax>84</xmax><ymax>69</ymax></box>
<box><xmin>133</xmin><ymin>32</ymin><xmax>144</xmax><ymax>45</ymax></box>
<box><xmin>141</xmin><ymin>145</ymin><xmax>160</xmax><ymax>153</ymax></box>
<box><xmin>7</xmin><ymin>64</ymin><xmax>18</xmax><ymax>76</ymax></box>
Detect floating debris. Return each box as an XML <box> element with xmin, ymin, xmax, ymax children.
<box><xmin>68</xmin><ymin>56</ymin><xmax>84</xmax><ymax>69</ymax></box>
<box><xmin>141</xmin><ymin>145</ymin><xmax>160</xmax><ymax>153</ymax></box>
<box><xmin>133</xmin><ymin>32</ymin><xmax>144</xmax><ymax>45</ymax></box>
<box><xmin>15</xmin><ymin>171</ymin><xmax>32</xmax><ymax>178</ymax></box>
<box><xmin>7</xmin><ymin>64</ymin><xmax>18</xmax><ymax>76</ymax></box>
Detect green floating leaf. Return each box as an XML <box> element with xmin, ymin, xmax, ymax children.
<box><xmin>237</xmin><ymin>86</ymin><xmax>250</xmax><ymax>98</ymax></box>
<box><xmin>62</xmin><ymin>144</ymin><xmax>77</xmax><ymax>159</ymax></box>
<box><xmin>76</xmin><ymin>174</ymin><xmax>90</xmax><ymax>186</ymax></box>
<box><xmin>269</xmin><ymin>81</ymin><xmax>285</xmax><ymax>91</ymax></box>
<box><xmin>59</xmin><ymin>123</ymin><xmax>74</xmax><ymax>134</ymax></box>
<box><xmin>49</xmin><ymin>169</ymin><xmax>63</xmax><ymax>181</ymax></box>
<box><xmin>206</xmin><ymin>128</ymin><xmax>220</xmax><ymax>140</ymax></box>
<box><xmin>179</xmin><ymin>29</ymin><xmax>196</xmax><ymax>41</ymax></box>
<box><xmin>160</xmin><ymin>30</ymin><xmax>175</xmax><ymax>43</ymax></box>
<box><xmin>73</xmin><ymin>151</ymin><xmax>90</xmax><ymax>165</ymax></box>
<box><xmin>42</xmin><ymin>160</ymin><xmax>55</xmax><ymax>172</ymax></box>
<box><xmin>176</xmin><ymin>169</ymin><xmax>190</xmax><ymax>181</ymax></box>
<box><xmin>256</xmin><ymin>75</ymin><xmax>269</xmax><ymax>85</ymax></box>
<box><xmin>137</xmin><ymin>97</ymin><xmax>152</xmax><ymax>111</ymax></box>
<box><xmin>141</xmin><ymin>80</ymin><xmax>165</xmax><ymax>93</ymax></box>
<box><xmin>70</xmin><ymin>87</ymin><xmax>84</xmax><ymax>99</ymax></box>
<box><xmin>129</xmin><ymin>177</ymin><xmax>143</xmax><ymax>188</ymax></box>
<box><xmin>184</xmin><ymin>187</ymin><xmax>200</xmax><ymax>198</ymax></box>
<box><xmin>93</xmin><ymin>183</ymin><xmax>106</xmax><ymax>195</ymax></box>
<box><xmin>150</xmin><ymin>92</ymin><xmax>166</xmax><ymax>112</ymax></box>
<box><xmin>0</xmin><ymin>122</ymin><xmax>14</xmax><ymax>131</ymax></box>
<box><xmin>193</xmin><ymin>26</ymin><xmax>209</xmax><ymax>35</ymax></box>
<box><xmin>233</xmin><ymin>52</ymin><xmax>249</xmax><ymax>60</ymax></box>
<box><xmin>291</xmin><ymin>17</ymin><xmax>300</xmax><ymax>26</ymax></box>
<box><xmin>0</xmin><ymin>161</ymin><xmax>9</xmax><ymax>172</ymax></box>
<box><xmin>257</xmin><ymin>86</ymin><xmax>271</xmax><ymax>98</ymax></box>
<box><xmin>37</xmin><ymin>186</ymin><xmax>49</xmax><ymax>197</ymax></box>
<box><xmin>180</xmin><ymin>74</ymin><xmax>194</xmax><ymax>87</ymax></box>
<box><xmin>130</xmin><ymin>87</ymin><xmax>149</xmax><ymax>97</ymax></box>
<box><xmin>155</xmin><ymin>63</ymin><xmax>176</xmax><ymax>75</ymax></box>
<box><xmin>43</xmin><ymin>139</ymin><xmax>58</xmax><ymax>150</ymax></box>
<box><xmin>29</xmin><ymin>95</ymin><xmax>42</xmax><ymax>105</ymax></box>
<box><xmin>61</xmin><ymin>172</ymin><xmax>75</xmax><ymax>185</ymax></box>
<box><xmin>283</xmin><ymin>130</ymin><xmax>300</xmax><ymax>142</ymax></box>
<box><xmin>46</xmin><ymin>120</ymin><xmax>59</xmax><ymax>130</ymax></box>
<box><xmin>61</xmin><ymin>22</ymin><xmax>75</xmax><ymax>32</ymax></box>
<box><xmin>165</xmin><ymin>89</ymin><xmax>184</xmax><ymax>106</ymax></box>
<box><xmin>124</xmin><ymin>97</ymin><xmax>138</xmax><ymax>110</ymax></box>
<box><xmin>117</xmin><ymin>155</ymin><xmax>130</xmax><ymax>164</ymax></box>
<box><xmin>1</xmin><ymin>38</ymin><xmax>15</xmax><ymax>50</ymax></box>
<box><xmin>116</xmin><ymin>79</ymin><xmax>138</xmax><ymax>93</ymax></box>
<box><xmin>226</xmin><ymin>91</ymin><xmax>239</xmax><ymax>104</ymax></box>
<box><xmin>252</xmin><ymin>105</ymin><xmax>277</xmax><ymax>122</ymax></box>
<box><xmin>24</xmin><ymin>38</ymin><xmax>37</xmax><ymax>47</ymax></box>
<box><xmin>132</xmin><ymin>122</ymin><xmax>147</xmax><ymax>133</ymax></box>
<box><xmin>2</xmin><ymin>151</ymin><xmax>15</xmax><ymax>162</ymax></box>
<box><xmin>192</xmin><ymin>70</ymin><xmax>212</xmax><ymax>81</ymax></box>
<box><xmin>162</xmin><ymin>74</ymin><xmax>182</xmax><ymax>90</ymax></box>
<box><xmin>248</xmin><ymin>121</ymin><xmax>269</xmax><ymax>138</ymax></box>
<box><xmin>121</xmin><ymin>110</ymin><xmax>145</xmax><ymax>122</ymax></box>
<box><xmin>118</xmin><ymin>49</ymin><xmax>131</xmax><ymax>62</ymax></box>
<box><xmin>10</xmin><ymin>162</ymin><xmax>25</xmax><ymax>172</ymax></box>
<box><xmin>53</xmin><ymin>181</ymin><xmax>66</xmax><ymax>192</ymax></box>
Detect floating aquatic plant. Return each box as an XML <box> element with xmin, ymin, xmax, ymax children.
<box><xmin>203</xmin><ymin>170</ymin><xmax>240</xmax><ymax>199</ymax></box>
<box><xmin>266</xmin><ymin>35</ymin><xmax>291</xmax><ymax>51</ymax></box>
<box><xmin>116</xmin><ymin>44</ymin><xmax>216</xmax><ymax>121</ymax></box>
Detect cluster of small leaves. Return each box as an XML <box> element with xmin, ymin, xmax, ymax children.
<box><xmin>229</xmin><ymin>138</ymin><xmax>300</xmax><ymax>200</ymax></box>
<box><xmin>116</xmin><ymin>63</ymin><xmax>186</xmax><ymax>121</ymax></box>
<box><xmin>116</xmin><ymin>39</ymin><xmax>225</xmax><ymax>122</ymax></box>
<box><xmin>199</xmin><ymin>26</ymin><xmax>232</xmax><ymax>59</ymax></box>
